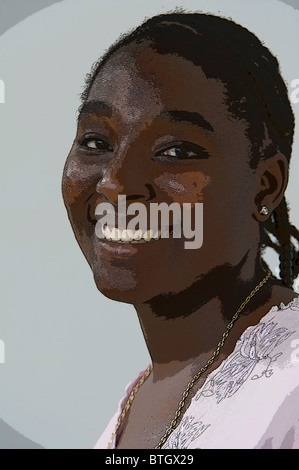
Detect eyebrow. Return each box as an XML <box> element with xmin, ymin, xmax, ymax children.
<box><xmin>159</xmin><ymin>110</ymin><xmax>214</xmax><ymax>132</ymax></box>
<box><xmin>78</xmin><ymin>101</ymin><xmax>113</xmax><ymax>120</ymax></box>
<box><xmin>78</xmin><ymin>101</ymin><xmax>213</xmax><ymax>132</ymax></box>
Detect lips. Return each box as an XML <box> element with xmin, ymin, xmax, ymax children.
<box><xmin>94</xmin><ymin>223</ymin><xmax>175</xmax><ymax>259</ymax></box>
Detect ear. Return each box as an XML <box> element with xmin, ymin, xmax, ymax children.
<box><xmin>253</xmin><ymin>152</ymin><xmax>289</xmax><ymax>222</ymax></box>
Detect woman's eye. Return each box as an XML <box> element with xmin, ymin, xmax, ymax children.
<box><xmin>157</xmin><ymin>143</ymin><xmax>209</xmax><ymax>159</ymax></box>
<box><xmin>82</xmin><ymin>138</ymin><xmax>113</xmax><ymax>151</ymax></box>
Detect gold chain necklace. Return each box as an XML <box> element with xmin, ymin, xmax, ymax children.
<box><xmin>107</xmin><ymin>269</ymin><xmax>271</xmax><ymax>450</ymax></box>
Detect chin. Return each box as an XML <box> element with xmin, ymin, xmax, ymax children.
<box><xmin>93</xmin><ymin>272</ymin><xmax>151</xmax><ymax>305</ymax></box>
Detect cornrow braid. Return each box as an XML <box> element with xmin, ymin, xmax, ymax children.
<box><xmin>264</xmin><ymin>198</ymin><xmax>298</xmax><ymax>287</ymax></box>
<box><xmin>79</xmin><ymin>11</ymin><xmax>299</xmax><ymax>289</ymax></box>
<box><xmin>291</xmin><ymin>225</ymin><xmax>299</xmax><ymax>281</ymax></box>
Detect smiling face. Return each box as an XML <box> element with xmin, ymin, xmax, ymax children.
<box><xmin>62</xmin><ymin>42</ymin><xmax>260</xmax><ymax>305</ymax></box>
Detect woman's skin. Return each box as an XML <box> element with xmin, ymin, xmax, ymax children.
<box><xmin>62</xmin><ymin>42</ymin><xmax>296</xmax><ymax>448</ymax></box>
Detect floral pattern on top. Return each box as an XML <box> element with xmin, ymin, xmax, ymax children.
<box><xmin>163</xmin><ymin>415</ymin><xmax>210</xmax><ymax>449</ymax></box>
<box><xmin>195</xmin><ymin>320</ymin><xmax>295</xmax><ymax>404</ymax></box>
<box><xmin>162</xmin><ymin>312</ymin><xmax>297</xmax><ymax>448</ymax></box>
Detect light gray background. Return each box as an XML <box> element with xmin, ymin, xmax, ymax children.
<box><xmin>0</xmin><ymin>0</ymin><xmax>299</xmax><ymax>449</ymax></box>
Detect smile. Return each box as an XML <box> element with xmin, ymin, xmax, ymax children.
<box><xmin>94</xmin><ymin>195</ymin><xmax>203</xmax><ymax>249</ymax></box>
<box><xmin>101</xmin><ymin>225</ymin><xmax>164</xmax><ymax>243</ymax></box>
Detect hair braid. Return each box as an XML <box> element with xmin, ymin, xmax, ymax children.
<box><xmin>264</xmin><ymin>198</ymin><xmax>299</xmax><ymax>288</ymax></box>
<box><xmin>290</xmin><ymin>225</ymin><xmax>299</xmax><ymax>281</ymax></box>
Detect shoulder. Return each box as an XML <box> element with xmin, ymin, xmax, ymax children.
<box><xmin>93</xmin><ymin>366</ymin><xmax>151</xmax><ymax>449</ymax></box>
<box><xmin>262</xmin><ymin>296</ymin><xmax>299</xmax><ymax>342</ymax></box>
<box><xmin>253</xmin><ymin>299</ymin><xmax>299</xmax><ymax>450</ymax></box>
<box><xmin>239</xmin><ymin>296</ymin><xmax>299</xmax><ymax>376</ymax></box>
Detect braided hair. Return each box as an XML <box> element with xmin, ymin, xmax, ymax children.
<box><xmin>79</xmin><ymin>11</ymin><xmax>299</xmax><ymax>288</ymax></box>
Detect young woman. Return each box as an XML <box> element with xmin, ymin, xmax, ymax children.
<box><xmin>62</xmin><ymin>12</ymin><xmax>299</xmax><ymax>449</ymax></box>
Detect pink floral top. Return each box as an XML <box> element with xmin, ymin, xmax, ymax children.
<box><xmin>94</xmin><ymin>298</ymin><xmax>299</xmax><ymax>449</ymax></box>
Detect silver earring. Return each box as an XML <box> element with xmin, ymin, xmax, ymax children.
<box><xmin>260</xmin><ymin>206</ymin><xmax>269</xmax><ymax>216</ymax></box>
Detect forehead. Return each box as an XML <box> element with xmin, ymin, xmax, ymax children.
<box><xmin>87</xmin><ymin>43</ymin><xmax>230</xmax><ymax>124</ymax></box>
<box><xmin>82</xmin><ymin>43</ymin><xmax>252</xmax><ymax>155</ymax></box>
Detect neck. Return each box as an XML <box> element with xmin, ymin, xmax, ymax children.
<box><xmin>134</xmin><ymin>261</ymin><xmax>270</xmax><ymax>381</ymax></box>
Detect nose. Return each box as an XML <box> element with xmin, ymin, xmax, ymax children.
<box><xmin>96</xmin><ymin>140</ymin><xmax>155</xmax><ymax>204</ymax></box>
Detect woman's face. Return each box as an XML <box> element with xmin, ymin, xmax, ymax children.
<box><xmin>62</xmin><ymin>42</ymin><xmax>259</xmax><ymax>305</ymax></box>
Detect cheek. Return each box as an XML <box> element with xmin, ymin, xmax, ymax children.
<box><xmin>155</xmin><ymin>171</ymin><xmax>210</xmax><ymax>206</ymax></box>
<box><xmin>154</xmin><ymin>171</ymin><xmax>211</xmax><ymax>204</ymax></box>
<box><xmin>62</xmin><ymin>157</ymin><xmax>100</xmax><ymax>243</ymax></box>
<box><xmin>62</xmin><ymin>156</ymin><xmax>97</xmax><ymax>206</ymax></box>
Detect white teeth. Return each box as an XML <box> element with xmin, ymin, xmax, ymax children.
<box><xmin>110</xmin><ymin>227</ymin><xmax>121</xmax><ymax>241</ymax></box>
<box><xmin>120</xmin><ymin>229</ymin><xmax>133</xmax><ymax>243</ymax></box>
<box><xmin>101</xmin><ymin>226</ymin><xmax>163</xmax><ymax>243</ymax></box>
<box><xmin>132</xmin><ymin>229</ymin><xmax>143</xmax><ymax>240</ymax></box>
<box><xmin>143</xmin><ymin>229</ymin><xmax>155</xmax><ymax>241</ymax></box>
<box><xmin>102</xmin><ymin>225</ymin><xmax>111</xmax><ymax>240</ymax></box>
<box><xmin>153</xmin><ymin>230</ymin><xmax>162</xmax><ymax>239</ymax></box>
